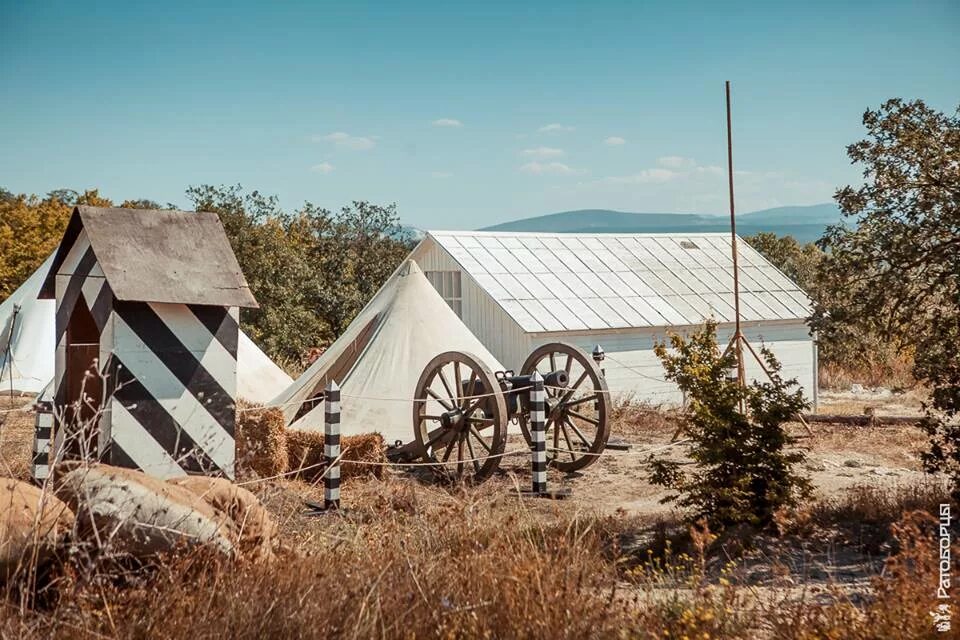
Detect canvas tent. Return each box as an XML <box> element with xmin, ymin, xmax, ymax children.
<box><xmin>0</xmin><ymin>252</ymin><xmax>291</xmax><ymax>402</ymax></box>
<box><xmin>273</xmin><ymin>260</ymin><xmax>503</xmax><ymax>445</ymax></box>
<box><xmin>0</xmin><ymin>254</ymin><xmax>56</xmax><ymax>394</ymax></box>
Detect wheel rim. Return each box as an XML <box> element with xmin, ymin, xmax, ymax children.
<box><xmin>519</xmin><ymin>342</ymin><xmax>610</xmax><ymax>472</ymax></box>
<box><xmin>413</xmin><ymin>351</ymin><xmax>507</xmax><ymax>481</ymax></box>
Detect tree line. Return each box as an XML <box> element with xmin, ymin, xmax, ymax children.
<box><xmin>0</xmin><ymin>186</ymin><xmax>415</xmax><ymax>370</ymax></box>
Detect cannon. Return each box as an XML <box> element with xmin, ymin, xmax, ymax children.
<box><xmin>412</xmin><ymin>342</ymin><xmax>611</xmax><ymax>481</ymax></box>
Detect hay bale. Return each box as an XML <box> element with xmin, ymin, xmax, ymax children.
<box><xmin>286</xmin><ymin>430</ymin><xmax>386</xmax><ymax>482</ymax></box>
<box><xmin>168</xmin><ymin>476</ymin><xmax>277</xmax><ymax>559</ymax></box>
<box><xmin>236</xmin><ymin>400</ymin><xmax>288</xmax><ymax>479</ymax></box>
<box><xmin>57</xmin><ymin>464</ymin><xmax>235</xmax><ymax>558</ymax></box>
<box><xmin>0</xmin><ymin>479</ymin><xmax>75</xmax><ymax>579</ymax></box>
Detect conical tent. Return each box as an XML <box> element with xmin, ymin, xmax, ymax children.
<box><xmin>0</xmin><ymin>254</ymin><xmax>292</xmax><ymax>402</ymax></box>
<box><xmin>0</xmin><ymin>255</ymin><xmax>56</xmax><ymax>393</ymax></box>
<box><xmin>273</xmin><ymin>260</ymin><xmax>504</xmax><ymax>445</ymax></box>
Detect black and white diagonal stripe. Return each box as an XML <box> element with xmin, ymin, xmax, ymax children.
<box><xmin>49</xmin><ymin>225</ymin><xmax>239</xmax><ymax>479</ymax></box>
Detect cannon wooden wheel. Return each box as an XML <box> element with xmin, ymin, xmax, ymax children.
<box><xmin>413</xmin><ymin>351</ymin><xmax>507</xmax><ymax>481</ymax></box>
<box><xmin>518</xmin><ymin>342</ymin><xmax>611</xmax><ymax>472</ymax></box>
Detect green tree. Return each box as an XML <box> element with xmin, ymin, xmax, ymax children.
<box><xmin>810</xmin><ymin>99</ymin><xmax>960</xmax><ymax>494</ymax></box>
<box><xmin>187</xmin><ymin>185</ymin><xmax>412</xmax><ymax>366</ymax></box>
<box><xmin>649</xmin><ymin>322</ymin><xmax>810</xmax><ymax>529</ymax></box>
<box><xmin>0</xmin><ymin>188</ymin><xmax>110</xmax><ymax>298</ymax></box>
<box><xmin>119</xmin><ymin>198</ymin><xmax>164</xmax><ymax>209</ymax></box>
<box><xmin>744</xmin><ymin>232</ymin><xmax>823</xmax><ymax>292</ymax></box>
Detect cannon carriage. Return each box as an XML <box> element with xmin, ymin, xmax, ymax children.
<box><xmin>412</xmin><ymin>342</ymin><xmax>611</xmax><ymax>481</ymax></box>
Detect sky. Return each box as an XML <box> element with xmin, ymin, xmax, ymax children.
<box><xmin>1</xmin><ymin>0</ymin><xmax>957</xmax><ymax>229</ymax></box>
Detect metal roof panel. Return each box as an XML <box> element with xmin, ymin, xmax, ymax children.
<box><xmin>427</xmin><ymin>231</ymin><xmax>809</xmax><ymax>332</ymax></box>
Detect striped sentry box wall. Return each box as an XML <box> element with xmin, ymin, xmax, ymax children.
<box><xmin>31</xmin><ymin>399</ymin><xmax>53</xmax><ymax>485</ymax></box>
<box><xmin>39</xmin><ymin>206</ymin><xmax>257</xmax><ymax>481</ymax></box>
<box><xmin>529</xmin><ymin>371</ymin><xmax>547</xmax><ymax>494</ymax></box>
<box><xmin>324</xmin><ymin>381</ymin><xmax>341</xmax><ymax>510</ymax></box>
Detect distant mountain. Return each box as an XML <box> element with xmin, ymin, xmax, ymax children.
<box><xmin>481</xmin><ymin>203</ymin><xmax>842</xmax><ymax>243</ymax></box>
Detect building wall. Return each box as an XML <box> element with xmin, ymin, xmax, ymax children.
<box><xmin>412</xmin><ymin>237</ymin><xmax>817</xmax><ymax>408</ymax></box>
<box><xmin>528</xmin><ymin>321</ymin><xmax>816</xmax><ymax>407</ymax></box>
<box><xmin>412</xmin><ymin>239</ymin><xmax>531</xmax><ymax>370</ymax></box>
<box><xmin>108</xmin><ymin>301</ymin><xmax>238</xmax><ymax>479</ymax></box>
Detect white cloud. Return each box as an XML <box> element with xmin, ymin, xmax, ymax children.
<box><xmin>314</xmin><ymin>131</ymin><xmax>376</xmax><ymax>151</ymax></box>
<box><xmin>310</xmin><ymin>162</ymin><xmax>335</xmax><ymax>174</ymax></box>
<box><xmin>522</xmin><ymin>146</ymin><xmax>565</xmax><ymax>158</ymax></box>
<box><xmin>538</xmin><ymin>123</ymin><xmax>575</xmax><ymax>133</ymax></box>
<box><xmin>603</xmin><ymin>136</ymin><xmax>626</xmax><ymax>146</ymax></box>
<box><xmin>430</xmin><ymin>171</ymin><xmax>453</xmax><ymax>179</ymax></box>
<box><xmin>432</xmin><ymin>118</ymin><xmax>463</xmax><ymax>127</ymax></box>
<box><xmin>696</xmin><ymin>165</ymin><xmax>724</xmax><ymax>176</ymax></box>
<box><xmin>520</xmin><ymin>161</ymin><xmax>576</xmax><ymax>176</ymax></box>
<box><xmin>657</xmin><ymin>156</ymin><xmax>696</xmax><ymax>169</ymax></box>
<box><xmin>597</xmin><ymin>168</ymin><xmax>677</xmax><ymax>185</ymax></box>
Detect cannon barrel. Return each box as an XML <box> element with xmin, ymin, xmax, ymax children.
<box><xmin>501</xmin><ymin>370</ymin><xmax>568</xmax><ymax>392</ymax></box>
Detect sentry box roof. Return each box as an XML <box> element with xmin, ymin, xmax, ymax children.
<box><xmin>425</xmin><ymin>231</ymin><xmax>811</xmax><ymax>333</ymax></box>
<box><xmin>40</xmin><ymin>206</ymin><xmax>258</xmax><ymax>308</ymax></box>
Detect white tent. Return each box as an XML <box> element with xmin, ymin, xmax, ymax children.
<box><xmin>0</xmin><ymin>255</ymin><xmax>56</xmax><ymax>394</ymax></box>
<box><xmin>273</xmin><ymin>260</ymin><xmax>503</xmax><ymax>445</ymax></box>
<box><xmin>0</xmin><ymin>255</ymin><xmax>292</xmax><ymax>402</ymax></box>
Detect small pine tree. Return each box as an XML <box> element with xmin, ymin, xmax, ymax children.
<box><xmin>649</xmin><ymin>321</ymin><xmax>811</xmax><ymax>529</ymax></box>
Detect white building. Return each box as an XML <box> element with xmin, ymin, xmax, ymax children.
<box><xmin>410</xmin><ymin>231</ymin><xmax>817</xmax><ymax>408</ymax></box>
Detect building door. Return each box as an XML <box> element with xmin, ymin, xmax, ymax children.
<box><xmin>64</xmin><ymin>296</ymin><xmax>102</xmax><ymax>459</ymax></box>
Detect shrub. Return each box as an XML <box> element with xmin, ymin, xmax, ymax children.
<box><xmin>649</xmin><ymin>321</ymin><xmax>811</xmax><ymax>529</ymax></box>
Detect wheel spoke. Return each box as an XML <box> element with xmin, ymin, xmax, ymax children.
<box><xmin>457</xmin><ymin>436</ymin><xmax>465</xmax><ymax>476</ymax></box>
<box><xmin>560</xmin><ymin>421</ymin><xmax>577</xmax><ymax>460</ymax></box>
<box><xmin>426</xmin><ymin>387</ymin><xmax>454</xmax><ymax>411</ymax></box>
<box><xmin>559</xmin><ymin>371</ymin><xmax>588</xmax><ymax>405</ymax></box>
<box><xmin>563</xmin><ymin>393</ymin><xmax>599</xmax><ymax>409</ymax></box>
<box><xmin>454</xmin><ymin>361</ymin><xmax>462</xmax><ymax>404</ymax></box>
<box><xmin>464</xmin><ymin>433</ymin><xmax>481</xmax><ymax>473</ymax></box>
<box><xmin>437</xmin><ymin>368</ymin><xmax>457</xmax><ymax>406</ymax></box>
<box><xmin>565</xmin><ymin>417</ymin><xmax>593</xmax><ymax>448</ymax></box>
<box><xmin>469</xmin><ymin>425</ymin><xmax>492</xmax><ymax>453</ymax></box>
<box><xmin>441</xmin><ymin>440</ymin><xmax>456</xmax><ymax>463</ymax></box>
<box><xmin>568</xmin><ymin>409</ymin><xmax>600</xmax><ymax>426</ymax></box>
<box><xmin>462</xmin><ymin>398</ymin><xmax>483</xmax><ymax>416</ymax></box>
<box><xmin>463</xmin><ymin>371</ymin><xmax>479</xmax><ymax>409</ymax></box>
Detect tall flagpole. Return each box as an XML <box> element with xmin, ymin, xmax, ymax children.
<box><xmin>725</xmin><ymin>81</ymin><xmax>746</xmax><ymax>395</ymax></box>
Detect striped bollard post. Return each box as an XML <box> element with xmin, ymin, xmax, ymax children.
<box><xmin>324</xmin><ymin>381</ymin><xmax>341</xmax><ymax>510</ymax></box>
<box><xmin>529</xmin><ymin>371</ymin><xmax>547</xmax><ymax>494</ymax></box>
<box><xmin>31</xmin><ymin>400</ymin><xmax>54</xmax><ymax>486</ymax></box>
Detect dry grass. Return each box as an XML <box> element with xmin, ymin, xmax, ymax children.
<box><xmin>1</xmin><ymin>471</ymin><xmax>954</xmax><ymax>639</ymax></box>
<box><xmin>610</xmin><ymin>396</ymin><xmax>681</xmax><ymax>442</ymax></box>
<box><xmin>0</xmin><ymin>395</ymin><xmax>35</xmax><ymax>482</ymax></box>
<box><xmin>818</xmin><ymin>350</ymin><xmax>916</xmax><ymax>391</ymax></box>
<box><xmin>1</xmin><ymin>393</ymin><xmax>957</xmax><ymax>639</ymax></box>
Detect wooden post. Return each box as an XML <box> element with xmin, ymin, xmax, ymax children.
<box><xmin>324</xmin><ymin>380</ymin><xmax>341</xmax><ymax>510</ymax></box>
<box><xmin>725</xmin><ymin>80</ymin><xmax>747</xmax><ymax>411</ymax></box>
<box><xmin>529</xmin><ymin>371</ymin><xmax>547</xmax><ymax>495</ymax></box>
<box><xmin>31</xmin><ymin>399</ymin><xmax>53</xmax><ymax>485</ymax></box>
